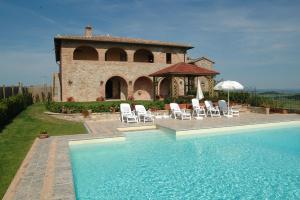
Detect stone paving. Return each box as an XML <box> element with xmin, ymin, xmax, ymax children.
<box><xmin>157</xmin><ymin>113</ymin><xmax>300</xmax><ymax>131</ymax></box>
<box><xmin>4</xmin><ymin>113</ymin><xmax>300</xmax><ymax>200</ymax></box>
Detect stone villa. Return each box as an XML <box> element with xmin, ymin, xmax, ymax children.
<box><xmin>53</xmin><ymin>26</ymin><xmax>219</xmax><ymax>102</ymax></box>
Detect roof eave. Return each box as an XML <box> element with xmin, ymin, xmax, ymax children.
<box><xmin>149</xmin><ymin>72</ymin><xmax>220</xmax><ymax>77</ymax></box>
<box><xmin>54</xmin><ymin>36</ymin><xmax>193</xmax><ymax>50</ymax></box>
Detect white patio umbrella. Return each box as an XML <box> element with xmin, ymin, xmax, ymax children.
<box><xmin>214</xmin><ymin>80</ymin><xmax>244</xmax><ymax>113</ymax></box>
<box><xmin>196</xmin><ymin>78</ymin><xmax>204</xmax><ymax>100</ymax></box>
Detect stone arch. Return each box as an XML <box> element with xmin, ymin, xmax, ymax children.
<box><xmin>73</xmin><ymin>46</ymin><xmax>98</xmax><ymax>60</ymax></box>
<box><xmin>105</xmin><ymin>47</ymin><xmax>127</xmax><ymax>61</ymax></box>
<box><xmin>105</xmin><ymin>76</ymin><xmax>128</xmax><ymax>100</ymax></box>
<box><xmin>134</xmin><ymin>49</ymin><xmax>154</xmax><ymax>63</ymax></box>
<box><xmin>133</xmin><ymin>76</ymin><xmax>153</xmax><ymax>100</ymax></box>
<box><xmin>159</xmin><ymin>77</ymin><xmax>179</xmax><ymax>99</ymax></box>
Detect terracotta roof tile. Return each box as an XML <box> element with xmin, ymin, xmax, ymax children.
<box><xmin>149</xmin><ymin>62</ymin><xmax>219</xmax><ymax>77</ymax></box>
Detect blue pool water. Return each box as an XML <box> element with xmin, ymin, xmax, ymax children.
<box><xmin>70</xmin><ymin>125</ymin><xmax>300</xmax><ymax>199</ymax></box>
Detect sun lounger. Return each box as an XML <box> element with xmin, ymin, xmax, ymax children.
<box><xmin>204</xmin><ymin>100</ymin><xmax>221</xmax><ymax>117</ymax></box>
<box><xmin>218</xmin><ymin>100</ymin><xmax>239</xmax><ymax>116</ymax></box>
<box><xmin>135</xmin><ymin>105</ymin><xmax>155</xmax><ymax>123</ymax></box>
<box><xmin>170</xmin><ymin>103</ymin><xmax>191</xmax><ymax>120</ymax></box>
<box><xmin>191</xmin><ymin>98</ymin><xmax>206</xmax><ymax>118</ymax></box>
<box><xmin>120</xmin><ymin>103</ymin><xmax>138</xmax><ymax>123</ymax></box>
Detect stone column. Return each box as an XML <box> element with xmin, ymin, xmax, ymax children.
<box><xmin>170</xmin><ymin>76</ymin><xmax>174</xmax><ymax>99</ymax></box>
<box><xmin>207</xmin><ymin>76</ymin><xmax>215</xmax><ymax>97</ymax></box>
<box><xmin>128</xmin><ymin>80</ymin><xmax>134</xmax><ymax>99</ymax></box>
<box><xmin>126</xmin><ymin>50</ymin><xmax>134</xmax><ymax>62</ymax></box>
<box><xmin>153</xmin><ymin>77</ymin><xmax>157</xmax><ymax>100</ymax></box>
<box><xmin>99</xmin><ymin>80</ymin><xmax>105</xmax><ymax>99</ymax></box>
<box><xmin>98</xmin><ymin>49</ymin><xmax>106</xmax><ymax>61</ymax></box>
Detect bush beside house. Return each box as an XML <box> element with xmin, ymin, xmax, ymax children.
<box><xmin>0</xmin><ymin>94</ymin><xmax>33</xmax><ymax>129</ymax></box>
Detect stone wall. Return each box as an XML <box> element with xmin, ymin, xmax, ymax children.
<box><xmin>193</xmin><ymin>59</ymin><xmax>213</xmax><ymax>69</ymax></box>
<box><xmin>58</xmin><ymin>40</ymin><xmax>187</xmax><ymax>102</ymax></box>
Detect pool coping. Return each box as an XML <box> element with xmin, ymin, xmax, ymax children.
<box><xmin>69</xmin><ymin>136</ymin><xmax>126</xmax><ymax>145</ymax></box>
<box><xmin>158</xmin><ymin>120</ymin><xmax>300</xmax><ymax>137</ymax></box>
<box><xmin>116</xmin><ymin>125</ymin><xmax>157</xmax><ymax>132</ymax></box>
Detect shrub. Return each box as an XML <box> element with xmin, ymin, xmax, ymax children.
<box><xmin>46</xmin><ymin>100</ymin><xmax>165</xmax><ymax>113</ymax></box>
<box><xmin>175</xmin><ymin>96</ymin><xmax>193</xmax><ymax>104</ymax></box>
<box><xmin>0</xmin><ymin>94</ymin><xmax>33</xmax><ymax>129</ymax></box>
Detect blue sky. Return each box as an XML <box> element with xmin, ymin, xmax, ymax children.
<box><xmin>0</xmin><ymin>0</ymin><xmax>299</xmax><ymax>89</ymax></box>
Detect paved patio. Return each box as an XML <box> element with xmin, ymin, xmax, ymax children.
<box><xmin>4</xmin><ymin>113</ymin><xmax>300</xmax><ymax>200</ymax></box>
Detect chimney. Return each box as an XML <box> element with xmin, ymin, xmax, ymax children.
<box><xmin>84</xmin><ymin>25</ymin><xmax>92</xmax><ymax>37</ymax></box>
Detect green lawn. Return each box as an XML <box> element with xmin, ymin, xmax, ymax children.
<box><xmin>0</xmin><ymin>103</ymin><xmax>86</xmax><ymax>198</ymax></box>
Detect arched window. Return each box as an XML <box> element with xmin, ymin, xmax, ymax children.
<box><xmin>105</xmin><ymin>48</ymin><xmax>127</xmax><ymax>61</ymax></box>
<box><xmin>134</xmin><ymin>49</ymin><xmax>154</xmax><ymax>63</ymax></box>
<box><xmin>73</xmin><ymin>46</ymin><xmax>98</xmax><ymax>60</ymax></box>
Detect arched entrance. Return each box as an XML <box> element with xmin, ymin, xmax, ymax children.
<box><xmin>133</xmin><ymin>76</ymin><xmax>153</xmax><ymax>100</ymax></box>
<box><xmin>159</xmin><ymin>78</ymin><xmax>179</xmax><ymax>99</ymax></box>
<box><xmin>105</xmin><ymin>76</ymin><xmax>128</xmax><ymax>100</ymax></box>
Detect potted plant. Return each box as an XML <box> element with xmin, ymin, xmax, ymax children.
<box><xmin>110</xmin><ymin>104</ymin><xmax>118</xmax><ymax>113</ymax></box>
<box><xmin>96</xmin><ymin>96</ymin><xmax>105</xmax><ymax>101</ymax></box>
<box><xmin>163</xmin><ymin>97</ymin><xmax>172</xmax><ymax>110</ymax></box>
<box><xmin>81</xmin><ymin>110</ymin><xmax>90</xmax><ymax>118</ymax></box>
<box><xmin>38</xmin><ymin>130</ymin><xmax>49</xmax><ymax>139</ymax></box>
<box><xmin>261</xmin><ymin>101</ymin><xmax>271</xmax><ymax>115</ymax></box>
<box><xmin>67</xmin><ymin>97</ymin><xmax>75</xmax><ymax>102</ymax></box>
<box><xmin>282</xmin><ymin>109</ymin><xmax>288</xmax><ymax>114</ymax></box>
<box><xmin>176</xmin><ymin>96</ymin><xmax>188</xmax><ymax>109</ymax></box>
<box><xmin>128</xmin><ymin>96</ymin><xmax>134</xmax><ymax>101</ymax></box>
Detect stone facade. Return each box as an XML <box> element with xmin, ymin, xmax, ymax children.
<box><xmin>187</xmin><ymin>57</ymin><xmax>215</xmax><ymax>92</ymax></box>
<box><xmin>53</xmin><ymin>27</ymin><xmax>217</xmax><ymax>102</ymax></box>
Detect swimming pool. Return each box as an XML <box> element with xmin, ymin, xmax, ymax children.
<box><xmin>69</xmin><ymin>124</ymin><xmax>300</xmax><ymax>199</ymax></box>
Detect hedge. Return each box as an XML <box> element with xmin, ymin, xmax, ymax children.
<box><xmin>46</xmin><ymin>100</ymin><xmax>165</xmax><ymax>113</ymax></box>
<box><xmin>46</xmin><ymin>91</ymin><xmax>281</xmax><ymax>113</ymax></box>
<box><xmin>0</xmin><ymin>94</ymin><xmax>33</xmax><ymax>129</ymax></box>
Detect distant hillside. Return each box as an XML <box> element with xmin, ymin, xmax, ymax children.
<box><xmin>259</xmin><ymin>91</ymin><xmax>281</xmax><ymax>95</ymax></box>
<box><xmin>286</xmin><ymin>94</ymin><xmax>300</xmax><ymax>100</ymax></box>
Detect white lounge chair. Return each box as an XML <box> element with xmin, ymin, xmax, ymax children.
<box><xmin>218</xmin><ymin>100</ymin><xmax>240</xmax><ymax>116</ymax></box>
<box><xmin>135</xmin><ymin>105</ymin><xmax>155</xmax><ymax>123</ymax></box>
<box><xmin>170</xmin><ymin>103</ymin><xmax>191</xmax><ymax>120</ymax></box>
<box><xmin>120</xmin><ymin>103</ymin><xmax>138</xmax><ymax>123</ymax></box>
<box><xmin>204</xmin><ymin>100</ymin><xmax>221</xmax><ymax>117</ymax></box>
<box><xmin>191</xmin><ymin>98</ymin><xmax>206</xmax><ymax>118</ymax></box>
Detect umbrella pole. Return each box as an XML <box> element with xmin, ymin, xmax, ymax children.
<box><xmin>228</xmin><ymin>90</ymin><xmax>230</xmax><ymax>114</ymax></box>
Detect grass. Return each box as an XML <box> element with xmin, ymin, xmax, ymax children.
<box><xmin>0</xmin><ymin>103</ymin><xmax>86</xmax><ymax>198</ymax></box>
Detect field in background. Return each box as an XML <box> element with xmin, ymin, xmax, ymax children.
<box><xmin>257</xmin><ymin>91</ymin><xmax>300</xmax><ymax>111</ymax></box>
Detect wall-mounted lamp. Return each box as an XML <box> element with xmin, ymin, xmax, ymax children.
<box><xmin>100</xmin><ymin>81</ymin><xmax>104</xmax><ymax>85</ymax></box>
<box><xmin>129</xmin><ymin>81</ymin><xmax>132</xmax><ymax>86</ymax></box>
